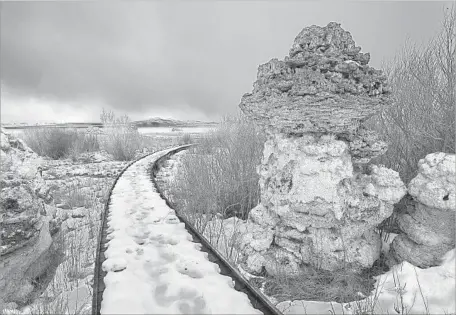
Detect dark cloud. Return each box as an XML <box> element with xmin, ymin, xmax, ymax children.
<box><xmin>0</xmin><ymin>1</ymin><xmax>451</xmax><ymax>121</ymax></box>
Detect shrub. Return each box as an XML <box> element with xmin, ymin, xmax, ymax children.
<box><xmin>68</xmin><ymin>132</ymin><xmax>100</xmax><ymax>161</ymax></box>
<box><xmin>23</xmin><ymin>128</ymin><xmax>80</xmax><ymax>159</ymax></box>
<box><xmin>99</xmin><ymin>108</ymin><xmax>143</xmax><ymax>161</ymax></box>
<box><xmin>179</xmin><ymin>133</ymin><xmax>193</xmax><ymax>145</ymax></box>
<box><xmin>23</xmin><ymin>127</ymin><xmax>101</xmax><ymax>160</ymax></box>
<box><xmin>172</xmin><ymin>115</ymin><xmax>265</xmax><ymax>231</ymax></box>
<box><xmin>367</xmin><ymin>6</ymin><xmax>455</xmax><ymax>183</ymax></box>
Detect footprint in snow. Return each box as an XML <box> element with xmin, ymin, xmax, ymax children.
<box><xmin>178</xmin><ymin>296</ymin><xmax>207</xmax><ymax>315</ymax></box>
<box><xmin>144</xmin><ymin>261</ymin><xmax>169</xmax><ymax>279</ymax></box>
<box><xmin>159</xmin><ymin>247</ymin><xmax>177</xmax><ymax>262</ymax></box>
<box><xmin>165</xmin><ymin>237</ymin><xmax>179</xmax><ymax>245</ymax></box>
<box><xmin>102</xmin><ymin>257</ymin><xmax>127</xmax><ymax>272</ymax></box>
<box><xmin>176</xmin><ymin>260</ymin><xmax>204</xmax><ymax>279</ymax></box>
<box><xmin>149</xmin><ymin>233</ymin><xmax>180</xmax><ymax>247</ymax></box>
<box><xmin>135</xmin><ymin>211</ymin><xmax>149</xmax><ymax>221</ymax></box>
<box><xmin>154</xmin><ymin>283</ymin><xmax>180</xmax><ymax>307</ymax></box>
<box><xmin>149</xmin><ymin>217</ymin><xmax>162</xmax><ymax>224</ymax></box>
<box><xmin>154</xmin><ymin>283</ymin><xmax>206</xmax><ymax>313</ymax></box>
<box><xmin>134</xmin><ymin>236</ymin><xmax>148</xmax><ymax>245</ymax></box>
<box><xmin>133</xmin><ymin>228</ymin><xmax>150</xmax><ymax>240</ymax></box>
<box><xmin>149</xmin><ymin>233</ymin><xmax>165</xmax><ymax>242</ymax></box>
<box><xmin>165</xmin><ymin>215</ymin><xmax>180</xmax><ymax>224</ymax></box>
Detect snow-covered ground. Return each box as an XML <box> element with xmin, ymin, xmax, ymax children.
<box><xmin>101</xmin><ymin>147</ymin><xmax>262</xmax><ymax>314</ymax></box>
<box><xmin>197</xmin><ymin>218</ymin><xmax>455</xmax><ymax>315</ymax></box>
<box><xmin>277</xmin><ymin>248</ymin><xmax>455</xmax><ymax>315</ymax></box>
<box><xmin>5</xmin><ymin>146</ymin><xmax>450</xmax><ymax>315</ymax></box>
<box><xmin>157</xmin><ymin>150</ymin><xmax>456</xmax><ymax>315</ymax></box>
<box><xmin>198</xmin><ymin>217</ymin><xmax>455</xmax><ymax>315</ymax></box>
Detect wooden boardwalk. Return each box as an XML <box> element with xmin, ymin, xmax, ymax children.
<box><xmin>92</xmin><ymin>145</ymin><xmax>282</xmax><ymax>315</ymax></box>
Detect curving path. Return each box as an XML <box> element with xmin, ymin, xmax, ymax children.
<box><xmin>92</xmin><ymin>146</ymin><xmax>281</xmax><ymax>315</ymax></box>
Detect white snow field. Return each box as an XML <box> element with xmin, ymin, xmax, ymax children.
<box><xmin>100</xmin><ymin>147</ymin><xmax>262</xmax><ymax>315</ymax></box>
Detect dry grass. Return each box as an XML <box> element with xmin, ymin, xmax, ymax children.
<box><xmin>263</xmin><ymin>266</ymin><xmax>376</xmax><ymax>304</ymax></box>
<box><xmin>99</xmin><ymin>129</ymin><xmax>142</xmax><ymax>161</ymax></box>
<box><xmin>178</xmin><ymin>133</ymin><xmax>193</xmax><ymax>145</ymax></box>
<box><xmin>99</xmin><ymin>109</ymin><xmax>177</xmax><ymax>161</ymax></box>
<box><xmin>22</xmin><ymin>127</ymin><xmax>100</xmax><ymax>161</ymax></box>
<box><xmin>23</xmin><ymin>128</ymin><xmax>80</xmax><ymax>159</ymax></box>
<box><xmin>29</xmin><ymin>180</ymin><xmax>105</xmax><ymax>315</ymax></box>
<box><xmin>67</xmin><ymin>133</ymin><xmax>100</xmax><ymax>162</ymax></box>
<box><xmin>19</xmin><ymin>109</ymin><xmax>194</xmax><ymax>162</ymax></box>
<box><xmin>202</xmin><ymin>217</ymin><xmax>245</xmax><ymax>264</ymax></box>
<box><xmin>171</xmin><ymin>115</ymin><xmax>264</xmax><ymax>232</ymax></box>
<box><xmin>50</xmin><ymin>177</ymin><xmax>108</xmax><ymax>210</ymax></box>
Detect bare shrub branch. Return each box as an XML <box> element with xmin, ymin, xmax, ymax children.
<box><xmin>368</xmin><ymin>5</ymin><xmax>455</xmax><ymax>183</ymax></box>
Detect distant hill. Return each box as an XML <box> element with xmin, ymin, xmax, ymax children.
<box><xmin>133</xmin><ymin>118</ymin><xmax>218</xmax><ymax>128</ymax></box>
<box><xmin>2</xmin><ymin>118</ymin><xmax>218</xmax><ymax>129</ymax></box>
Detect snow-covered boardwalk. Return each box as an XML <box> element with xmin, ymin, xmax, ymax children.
<box><xmin>94</xmin><ymin>147</ymin><xmax>265</xmax><ymax>314</ymax></box>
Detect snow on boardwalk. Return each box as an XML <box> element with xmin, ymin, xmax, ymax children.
<box><xmin>101</xmin><ymin>148</ymin><xmax>262</xmax><ymax>314</ymax></box>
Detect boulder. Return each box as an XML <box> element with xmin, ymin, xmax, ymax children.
<box><xmin>390</xmin><ymin>234</ymin><xmax>453</xmax><ymax>268</ymax></box>
<box><xmin>389</xmin><ymin>152</ymin><xmax>455</xmax><ymax>268</ymax></box>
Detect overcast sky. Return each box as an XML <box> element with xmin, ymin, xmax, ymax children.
<box><xmin>0</xmin><ymin>1</ymin><xmax>452</xmax><ymax>123</ymax></box>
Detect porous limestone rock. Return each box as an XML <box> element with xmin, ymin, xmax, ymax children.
<box><xmin>0</xmin><ymin>129</ymin><xmax>61</xmax><ymax>306</ymax></box>
<box><xmin>390</xmin><ymin>153</ymin><xmax>455</xmax><ymax>268</ymax></box>
<box><xmin>238</xmin><ymin>23</ymin><xmax>405</xmax><ymax>275</ymax></box>
<box><xmin>338</xmin><ymin>126</ymin><xmax>387</xmax><ymax>165</ymax></box>
<box><xmin>239</xmin><ymin>22</ymin><xmax>392</xmax><ymax>136</ymax></box>
<box><xmin>408</xmin><ymin>153</ymin><xmax>455</xmax><ymax>210</ymax></box>
<box><xmin>242</xmin><ymin>132</ymin><xmax>405</xmax><ymax>274</ymax></box>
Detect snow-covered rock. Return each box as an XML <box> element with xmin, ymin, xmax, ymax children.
<box><xmin>390</xmin><ymin>152</ymin><xmax>455</xmax><ymax>268</ymax></box>
<box><xmin>408</xmin><ymin>152</ymin><xmax>455</xmax><ymax>210</ymax></box>
<box><xmin>0</xmin><ymin>129</ymin><xmax>61</xmax><ymax>307</ymax></box>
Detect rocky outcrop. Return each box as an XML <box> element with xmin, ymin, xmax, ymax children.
<box><xmin>389</xmin><ymin>153</ymin><xmax>455</xmax><ymax>268</ymax></box>
<box><xmin>238</xmin><ymin>23</ymin><xmax>405</xmax><ymax>274</ymax></box>
<box><xmin>0</xmin><ymin>129</ymin><xmax>62</xmax><ymax>307</ymax></box>
<box><xmin>240</xmin><ymin>22</ymin><xmax>391</xmax><ymax>136</ymax></box>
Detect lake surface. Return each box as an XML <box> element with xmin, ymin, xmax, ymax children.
<box><xmin>3</xmin><ymin>126</ymin><xmax>216</xmax><ymax>137</ymax></box>
<box><xmin>138</xmin><ymin>126</ymin><xmax>215</xmax><ymax>135</ymax></box>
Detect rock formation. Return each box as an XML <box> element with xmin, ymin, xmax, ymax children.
<box><xmin>240</xmin><ymin>22</ymin><xmax>391</xmax><ymax>137</ymax></box>
<box><xmin>0</xmin><ymin>129</ymin><xmax>61</xmax><ymax>307</ymax></box>
<box><xmin>238</xmin><ymin>22</ymin><xmax>406</xmax><ymax>274</ymax></box>
<box><xmin>389</xmin><ymin>153</ymin><xmax>455</xmax><ymax>268</ymax></box>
